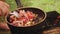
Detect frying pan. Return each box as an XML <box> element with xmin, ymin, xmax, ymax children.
<box><xmin>6</xmin><ymin>0</ymin><xmax>47</xmax><ymax>34</ymax></box>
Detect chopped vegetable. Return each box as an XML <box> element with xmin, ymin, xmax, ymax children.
<box><xmin>9</xmin><ymin>10</ymin><xmax>37</xmax><ymax>27</ymax></box>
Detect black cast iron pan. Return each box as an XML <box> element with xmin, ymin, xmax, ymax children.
<box><xmin>6</xmin><ymin>0</ymin><xmax>47</xmax><ymax>34</ymax></box>
<box><xmin>6</xmin><ymin>0</ymin><xmax>46</xmax><ymax>27</ymax></box>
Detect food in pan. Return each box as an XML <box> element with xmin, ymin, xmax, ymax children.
<box><xmin>9</xmin><ymin>10</ymin><xmax>38</xmax><ymax>27</ymax></box>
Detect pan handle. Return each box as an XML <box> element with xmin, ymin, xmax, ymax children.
<box><xmin>15</xmin><ymin>0</ymin><xmax>23</xmax><ymax>8</ymax></box>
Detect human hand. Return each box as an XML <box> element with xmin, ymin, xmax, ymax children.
<box><xmin>0</xmin><ymin>1</ymin><xmax>10</xmax><ymax>16</ymax></box>
<box><xmin>0</xmin><ymin>23</ymin><xmax>10</xmax><ymax>30</ymax></box>
<box><xmin>0</xmin><ymin>1</ymin><xmax>10</xmax><ymax>31</ymax></box>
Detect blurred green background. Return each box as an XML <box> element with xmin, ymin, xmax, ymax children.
<box><xmin>6</xmin><ymin>0</ymin><xmax>60</xmax><ymax>13</ymax></box>
<box><xmin>0</xmin><ymin>0</ymin><xmax>60</xmax><ymax>34</ymax></box>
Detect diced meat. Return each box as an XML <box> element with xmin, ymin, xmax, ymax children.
<box><xmin>9</xmin><ymin>10</ymin><xmax>36</xmax><ymax>27</ymax></box>
<box><xmin>27</xmin><ymin>11</ymin><xmax>35</xmax><ymax>19</ymax></box>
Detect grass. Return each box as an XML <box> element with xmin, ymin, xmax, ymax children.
<box><xmin>6</xmin><ymin>0</ymin><xmax>17</xmax><ymax>11</ymax></box>
<box><xmin>6</xmin><ymin>0</ymin><xmax>60</xmax><ymax>14</ymax></box>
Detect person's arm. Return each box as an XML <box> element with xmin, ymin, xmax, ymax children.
<box><xmin>0</xmin><ymin>1</ymin><xmax>10</xmax><ymax>30</ymax></box>
<box><xmin>0</xmin><ymin>1</ymin><xmax>10</xmax><ymax>16</ymax></box>
<box><xmin>0</xmin><ymin>23</ymin><xmax>10</xmax><ymax>30</ymax></box>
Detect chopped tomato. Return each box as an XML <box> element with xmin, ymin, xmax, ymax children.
<box><xmin>9</xmin><ymin>10</ymin><xmax>36</xmax><ymax>27</ymax></box>
<box><xmin>27</xmin><ymin>11</ymin><xmax>35</xmax><ymax>19</ymax></box>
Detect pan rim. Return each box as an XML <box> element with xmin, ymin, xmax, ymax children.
<box><xmin>6</xmin><ymin>7</ymin><xmax>47</xmax><ymax>27</ymax></box>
